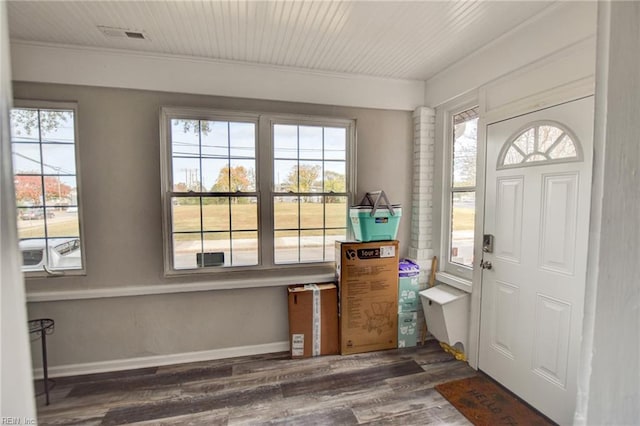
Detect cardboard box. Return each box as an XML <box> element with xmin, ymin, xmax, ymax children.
<box><xmin>287</xmin><ymin>283</ymin><xmax>339</xmax><ymax>358</ymax></box>
<box><xmin>398</xmin><ymin>311</ymin><xmax>418</xmax><ymax>348</ymax></box>
<box><xmin>335</xmin><ymin>241</ymin><xmax>399</xmax><ymax>355</ymax></box>
<box><xmin>398</xmin><ymin>275</ymin><xmax>420</xmax><ymax>313</ymax></box>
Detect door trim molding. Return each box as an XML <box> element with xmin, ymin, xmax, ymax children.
<box><xmin>468</xmin><ymin>89</ymin><xmax>594</xmax><ymax>371</ymax></box>
<box><xmin>482</xmin><ymin>77</ymin><xmax>594</xmax><ymax>126</ymax></box>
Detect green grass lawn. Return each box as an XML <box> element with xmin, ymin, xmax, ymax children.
<box><xmin>18</xmin><ymin>217</ymin><xmax>79</xmax><ymax>239</ymax></box>
<box><xmin>172</xmin><ymin>202</ymin><xmax>347</xmax><ymax>240</ymax></box>
<box><xmin>17</xmin><ymin>203</ymin><xmax>475</xmax><ymax>241</ymax></box>
<box><xmin>452</xmin><ymin>207</ymin><xmax>475</xmax><ymax>231</ymax></box>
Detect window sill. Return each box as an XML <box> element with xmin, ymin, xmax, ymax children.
<box><xmin>26</xmin><ymin>272</ymin><xmax>336</xmax><ymax>302</ymax></box>
<box><xmin>24</xmin><ymin>269</ymin><xmax>86</xmax><ymax>279</ymax></box>
<box><xmin>435</xmin><ymin>271</ymin><xmax>472</xmax><ymax>294</ymax></box>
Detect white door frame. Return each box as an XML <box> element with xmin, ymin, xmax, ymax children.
<box><xmin>467</xmin><ymin>80</ymin><xmax>595</xmax><ymax>370</ymax></box>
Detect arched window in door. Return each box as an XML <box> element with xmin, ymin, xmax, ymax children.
<box><xmin>498</xmin><ymin>121</ymin><xmax>582</xmax><ymax>169</ymax></box>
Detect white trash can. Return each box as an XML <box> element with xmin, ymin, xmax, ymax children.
<box><xmin>419</xmin><ymin>284</ymin><xmax>470</xmax><ymax>354</ymax></box>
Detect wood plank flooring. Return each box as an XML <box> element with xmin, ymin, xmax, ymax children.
<box><xmin>35</xmin><ymin>340</ymin><xmax>477</xmax><ymax>425</ymax></box>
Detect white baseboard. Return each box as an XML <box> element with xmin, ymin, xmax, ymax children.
<box><xmin>33</xmin><ymin>341</ymin><xmax>290</xmax><ymax>379</ymax></box>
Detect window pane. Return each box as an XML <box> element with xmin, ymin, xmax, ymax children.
<box><xmin>452</xmin><ymin>117</ymin><xmax>477</xmax><ymax>188</ymax></box>
<box><xmin>50</xmin><ymin>237</ymin><xmax>82</xmax><ymax>270</ymax></box>
<box><xmin>274</xmin><ymin>124</ymin><xmax>298</xmax><ymax>159</ymax></box>
<box><xmin>202</xmin><ymin>198</ymin><xmax>230</xmax><ymax>232</ymax></box>
<box><xmin>231</xmin><ymin>199</ymin><xmax>257</xmax><ymax>231</ymax></box>
<box><xmin>504</xmin><ymin>146</ymin><xmax>524</xmax><ymax>165</ymax></box>
<box><xmin>43</xmin><ymin>175</ymin><xmax>77</xmax><ymax>207</ymax></box>
<box><xmin>171</xmin><ymin>119</ymin><xmax>200</xmax><ymax>158</ymax></box>
<box><xmin>450</xmin><ymin>192</ymin><xmax>475</xmax><ymax>268</ymax></box>
<box><xmin>17</xmin><ymin>210</ymin><xmax>46</xmax><ymax>238</ymax></box>
<box><xmin>525</xmin><ymin>154</ymin><xmax>548</xmax><ymax>163</ymax></box>
<box><xmin>172</xmin><ymin>198</ymin><xmax>202</xmax><ymax>232</ymax></box>
<box><xmin>325</xmin><ymin>196</ymin><xmax>347</xmax><ymax>228</ymax></box>
<box><xmin>299</xmin><ymin>126</ymin><xmax>323</xmax><ymax>160</ymax></box>
<box><xmin>203</xmin><ymin>232</ymin><xmax>230</xmax><ymax>267</ymax></box>
<box><xmin>21</xmin><ymin>240</ymin><xmax>45</xmax><ymax>267</ymax></box>
<box><xmin>300</xmin><ymin>230</ymin><xmax>324</xmax><ymax>262</ymax></box>
<box><xmin>46</xmin><ymin>209</ymin><xmax>80</xmax><ymax>238</ymax></box>
<box><xmin>202</xmin><ymin>158</ymin><xmax>231</xmax><ymax>192</ymax></box>
<box><xmin>19</xmin><ymin>238</ymin><xmax>49</xmax><ymax>272</ymax></box>
<box><xmin>324</xmin><ymin>127</ymin><xmax>346</xmax><ymax>160</ymax></box>
<box><xmin>274</xmin><ymin>230</ymin><xmax>299</xmax><ymax>264</ymax></box>
<box><xmin>201</xmin><ymin>121</ymin><xmax>229</xmax><ymax>159</ymax></box>
<box><xmin>514</xmin><ymin>128</ymin><xmax>536</xmax><ymax>154</ymax></box>
<box><xmin>229</xmin><ymin>159</ymin><xmax>256</xmax><ymax>191</ymax></box>
<box><xmin>538</xmin><ymin>125</ymin><xmax>564</xmax><ymax>152</ymax></box>
<box><xmin>298</xmin><ymin>161</ymin><xmax>322</xmax><ymax>192</ymax></box>
<box><xmin>274</xmin><ymin>160</ymin><xmax>298</xmax><ymax>192</ymax></box>
<box><xmin>10</xmin><ymin>109</ymin><xmax>40</xmax><ymax>142</ymax></box>
<box><xmin>229</xmin><ymin>122</ymin><xmax>255</xmax><ymax>158</ymax></box>
<box><xmin>231</xmin><ymin>231</ymin><xmax>258</xmax><ymax>266</ymax></box>
<box><xmin>173</xmin><ymin>233</ymin><xmax>203</xmax><ymax>269</ymax></box>
<box><xmin>324</xmin><ymin>161</ymin><xmax>346</xmax><ymax>193</ymax></box>
<box><xmin>12</xmin><ymin>143</ymin><xmax>42</xmax><ymax>174</ymax></box>
<box><xmin>14</xmin><ymin>175</ymin><xmax>43</xmax><ymax>207</ymax></box>
<box><xmin>274</xmin><ymin>196</ymin><xmax>299</xmax><ymax>230</ymax></box>
<box><xmin>40</xmin><ymin>111</ymin><xmax>74</xmax><ymax>143</ymax></box>
<box><xmin>41</xmin><ymin>143</ymin><xmax>76</xmax><ymax>174</ymax></box>
<box><xmin>172</xmin><ymin>158</ymin><xmax>201</xmax><ymax>192</ymax></box>
<box><xmin>548</xmin><ymin>135</ymin><xmax>577</xmax><ymax>159</ymax></box>
<box><xmin>300</xmin><ymin>198</ymin><xmax>323</xmax><ymax>229</ymax></box>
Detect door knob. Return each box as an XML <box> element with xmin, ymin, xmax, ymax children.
<box><xmin>480</xmin><ymin>260</ymin><xmax>492</xmax><ymax>270</ymax></box>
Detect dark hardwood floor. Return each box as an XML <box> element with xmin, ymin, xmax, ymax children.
<box><xmin>35</xmin><ymin>339</ymin><xmax>476</xmax><ymax>425</ymax></box>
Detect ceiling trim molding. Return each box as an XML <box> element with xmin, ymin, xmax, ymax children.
<box><xmin>424</xmin><ymin>1</ymin><xmax>597</xmax><ymax>108</ymax></box>
<box><xmin>10</xmin><ymin>40</ymin><xmax>425</xmax><ymax>111</ymax></box>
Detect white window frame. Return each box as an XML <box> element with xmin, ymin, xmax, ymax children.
<box><xmin>11</xmin><ymin>100</ymin><xmax>87</xmax><ymax>277</ymax></box>
<box><xmin>438</xmin><ymin>100</ymin><xmax>479</xmax><ymax>283</ymax></box>
<box><xmin>160</xmin><ymin>107</ymin><xmax>356</xmax><ymax>276</ymax></box>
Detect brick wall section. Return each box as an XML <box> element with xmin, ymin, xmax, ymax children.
<box><xmin>408</xmin><ymin>106</ymin><xmax>436</xmax><ymax>288</ymax></box>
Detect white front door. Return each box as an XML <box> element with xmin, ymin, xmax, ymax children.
<box><xmin>479</xmin><ymin>96</ymin><xmax>594</xmax><ymax>424</ymax></box>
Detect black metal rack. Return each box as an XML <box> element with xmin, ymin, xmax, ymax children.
<box><xmin>29</xmin><ymin>318</ymin><xmax>55</xmax><ymax>405</ymax></box>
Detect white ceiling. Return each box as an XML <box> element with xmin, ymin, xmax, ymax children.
<box><xmin>7</xmin><ymin>1</ymin><xmax>554</xmax><ymax>82</ymax></box>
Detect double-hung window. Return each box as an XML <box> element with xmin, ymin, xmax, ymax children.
<box><xmin>161</xmin><ymin>109</ymin><xmax>259</xmax><ymax>270</ymax></box>
<box><xmin>443</xmin><ymin>106</ymin><xmax>478</xmax><ymax>279</ymax></box>
<box><xmin>10</xmin><ymin>101</ymin><xmax>85</xmax><ymax>275</ymax></box>
<box><xmin>160</xmin><ymin>108</ymin><xmax>354</xmax><ymax>274</ymax></box>
<box><xmin>272</xmin><ymin>120</ymin><xmax>350</xmax><ymax>264</ymax></box>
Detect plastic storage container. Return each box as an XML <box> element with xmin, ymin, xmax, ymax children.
<box><xmin>350</xmin><ymin>191</ymin><xmax>401</xmax><ymax>242</ymax></box>
<box><xmin>398</xmin><ymin>259</ymin><xmax>420</xmax><ymax>312</ymax></box>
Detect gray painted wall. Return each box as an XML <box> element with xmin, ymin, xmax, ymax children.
<box><xmin>14</xmin><ymin>82</ymin><xmax>413</xmax><ymax>368</ymax></box>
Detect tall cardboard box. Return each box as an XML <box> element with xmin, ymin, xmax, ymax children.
<box><xmin>287</xmin><ymin>283</ymin><xmax>339</xmax><ymax>358</ymax></box>
<box><xmin>335</xmin><ymin>241</ymin><xmax>399</xmax><ymax>355</ymax></box>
